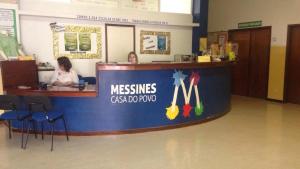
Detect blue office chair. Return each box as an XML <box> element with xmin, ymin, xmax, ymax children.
<box><xmin>83</xmin><ymin>77</ymin><xmax>96</xmax><ymax>85</ymax></box>
<box><xmin>0</xmin><ymin>95</ymin><xmax>33</xmax><ymax>148</ymax></box>
<box><xmin>23</xmin><ymin>96</ymin><xmax>69</xmax><ymax>151</ymax></box>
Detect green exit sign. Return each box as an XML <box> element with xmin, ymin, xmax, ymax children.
<box><xmin>238</xmin><ymin>21</ymin><xmax>262</xmax><ymax>29</ymax></box>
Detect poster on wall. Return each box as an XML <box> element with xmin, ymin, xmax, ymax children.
<box><xmin>72</xmin><ymin>0</ymin><xmax>119</xmax><ymax>8</ymax></box>
<box><xmin>0</xmin><ymin>8</ymin><xmax>17</xmax><ymax>38</ymax></box>
<box><xmin>217</xmin><ymin>31</ymin><xmax>228</xmax><ymax>49</ymax></box>
<box><xmin>53</xmin><ymin>25</ymin><xmax>102</xmax><ymax>59</ymax></box>
<box><xmin>140</xmin><ymin>30</ymin><xmax>171</xmax><ymax>55</ymax></box>
<box><xmin>199</xmin><ymin>38</ymin><xmax>207</xmax><ymax>52</ymax></box>
<box><xmin>120</xmin><ymin>0</ymin><xmax>158</xmax><ymax>11</ymax></box>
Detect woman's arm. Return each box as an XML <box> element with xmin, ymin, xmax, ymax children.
<box><xmin>52</xmin><ymin>81</ymin><xmax>64</xmax><ymax>86</ymax></box>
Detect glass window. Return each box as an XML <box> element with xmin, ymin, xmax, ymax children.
<box><xmin>160</xmin><ymin>0</ymin><xmax>192</xmax><ymax>14</ymax></box>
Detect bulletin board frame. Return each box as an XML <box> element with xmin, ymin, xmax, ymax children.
<box><xmin>53</xmin><ymin>25</ymin><xmax>102</xmax><ymax>59</ymax></box>
<box><xmin>140</xmin><ymin>30</ymin><xmax>171</xmax><ymax>55</ymax></box>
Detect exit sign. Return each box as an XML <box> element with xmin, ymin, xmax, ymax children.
<box><xmin>238</xmin><ymin>21</ymin><xmax>262</xmax><ymax>29</ymax></box>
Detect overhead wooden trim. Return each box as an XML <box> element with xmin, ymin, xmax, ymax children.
<box><xmin>97</xmin><ymin>61</ymin><xmax>232</xmax><ymax>71</ymax></box>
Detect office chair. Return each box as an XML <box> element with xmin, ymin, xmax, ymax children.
<box><xmin>78</xmin><ymin>74</ymin><xmax>96</xmax><ymax>85</ymax></box>
<box><xmin>23</xmin><ymin>96</ymin><xmax>69</xmax><ymax>151</ymax></box>
<box><xmin>0</xmin><ymin>95</ymin><xmax>33</xmax><ymax>148</ymax></box>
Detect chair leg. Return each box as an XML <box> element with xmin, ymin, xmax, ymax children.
<box><xmin>21</xmin><ymin>121</ymin><xmax>25</xmax><ymax>148</ymax></box>
<box><xmin>51</xmin><ymin>123</ymin><xmax>54</xmax><ymax>151</ymax></box>
<box><xmin>32</xmin><ymin>121</ymin><xmax>38</xmax><ymax>139</ymax></box>
<box><xmin>62</xmin><ymin>116</ymin><xmax>69</xmax><ymax>141</ymax></box>
<box><xmin>24</xmin><ymin>121</ymin><xmax>30</xmax><ymax>149</ymax></box>
<box><xmin>8</xmin><ymin>120</ymin><xmax>12</xmax><ymax>139</ymax></box>
<box><xmin>41</xmin><ymin>122</ymin><xmax>44</xmax><ymax>140</ymax></box>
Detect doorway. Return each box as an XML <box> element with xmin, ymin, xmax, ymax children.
<box><xmin>105</xmin><ymin>24</ymin><xmax>135</xmax><ymax>63</ymax></box>
<box><xmin>229</xmin><ymin>27</ymin><xmax>271</xmax><ymax>99</ymax></box>
<box><xmin>285</xmin><ymin>24</ymin><xmax>300</xmax><ymax>104</ymax></box>
<box><xmin>0</xmin><ymin>68</ymin><xmax>2</xmax><ymax>116</ymax></box>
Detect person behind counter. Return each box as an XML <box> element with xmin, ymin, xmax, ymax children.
<box><xmin>51</xmin><ymin>56</ymin><xmax>79</xmax><ymax>86</ymax></box>
<box><xmin>128</xmin><ymin>51</ymin><xmax>138</xmax><ymax>64</ymax></box>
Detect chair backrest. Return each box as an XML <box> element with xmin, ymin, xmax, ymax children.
<box><xmin>24</xmin><ymin>96</ymin><xmax>53</xmax><ymax>112</ymax></box>
<box><xmin>78</xmin><ymin>75</ymin><xmax>96</xmax><ymax>85</ymax></box>
<box><xmin>0</xmin><ymin>95</ymin><xmax>21</xmax><ymax>111</ymax></box>
<box><xmin>83</xmin><ymin>77</ymin><xmax>96</xmax><ymax>85</ymax></box>
<box><xmin>78</xmin><ymin>75</ymin><xmax>83</xmax><ymax>81</ymax></box>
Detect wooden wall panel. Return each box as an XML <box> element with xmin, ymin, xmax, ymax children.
<box><xmin>0</xmin><ymin>61</ymin><xmax>38</xmax><ymax>90</ymax></box>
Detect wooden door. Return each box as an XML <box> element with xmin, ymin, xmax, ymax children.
<box><xmin>228</xmin><ymin>30</ymin><xmax>251</xmax><ymax>96</ymax></box>
<box><xmin>285</xmin><ymin>25</ymin><xmax>300</xmax><ymax>104</ymax></box>
<box><xmin>248</xmin><ymin>28</ymin><xmax>271</xmax><ymax>98</ymax></box>
<box><xmin>229</xmin><ymin>27</ymin><xmax>271</xmax><ymax>98</ymax></box>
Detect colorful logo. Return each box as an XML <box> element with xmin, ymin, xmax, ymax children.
<box><xmin>165</xmin><ymin>71</ymin><xmax>204</xmax><ymax>120</ymax></box>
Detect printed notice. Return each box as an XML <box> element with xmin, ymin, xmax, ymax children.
<box><xmin>0</xmin><ymin>8</ymin><xmax>16</xmax><ymax>38</ymax></box>
<box><xmin>72</xmin><ymin>0</ymin><xmax>119</xmax><ymax>8</ymax></box>
<box><xmin>120</xmin><ymin>0</ymin><xmax>159</xmax><ymax>11</ymax></box>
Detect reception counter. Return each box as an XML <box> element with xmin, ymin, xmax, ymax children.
<box><xmin>10</xmin><ymin>61</ymin><xmax>231</xmax><ymax>135</ymax></box>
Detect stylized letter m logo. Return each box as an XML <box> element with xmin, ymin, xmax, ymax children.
<box><xmin>165</xmin><ymin>71</ymin><xmax>204</xmax><ymax>120</ymax></box>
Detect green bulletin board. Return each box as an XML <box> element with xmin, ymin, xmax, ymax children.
<box><xmin>0</xmin><ymin>8</ymin><xmax>19</xmax><ymax>58</ymax></box>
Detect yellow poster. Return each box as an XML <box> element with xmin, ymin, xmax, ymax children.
<box><xmin>199</xmin><ymin>38</ymin><xmax>207</xmax><ymax>51</ymax></box>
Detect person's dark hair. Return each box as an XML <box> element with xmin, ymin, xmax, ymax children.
<box><xmin>128</xmin><ymin>51</ymin><xmax>138</xmax><ymax>62</ymax></box>
<box><xmin>57</xmin><ymin>56</ymin><xmax>72</xmax><ymax>72</ymax></box>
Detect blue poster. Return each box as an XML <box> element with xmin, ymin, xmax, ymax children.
<box><xmin>157</xmin><ymin>35</ymin><xmax>166</xmax><ymax>50</ymax></box>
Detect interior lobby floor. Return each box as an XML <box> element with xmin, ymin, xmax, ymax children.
<box><xmin>0</xmin><ymin>95</ymin><xmax>300</xmax><ymax>169</ymax></box>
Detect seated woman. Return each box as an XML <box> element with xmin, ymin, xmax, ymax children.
<box><xmin>51</xmin><ymin>56</ymin><xmax>79</xmax><ymax>86</ymax></box>
<box><xmin>128</xmin><ymin>51</ymin><xmax>138</xmax><ymax>64</ymax></box>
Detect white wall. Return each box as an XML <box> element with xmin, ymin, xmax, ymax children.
<box><xmin>19</xmin><ymin>0</ymin><xmax>196</xmax><ymax>27</ymax></box>
<box><xmin>208</xmin><ymin>0</ymin><xmax>300</xmax><ymax>46</ymax></box>
<box><xmin>20</xmin><ymin>16</ymin><xmax>105</xmax><ymax>77</ymax></box>
<box><xmin>0</xmin><ymin>0</ymin><xmax>16</xmax><ymax>3</ymax></box>
<box><xmin>19</xmin><ymin>0</ymin><xmax>193</xmax><ymax>77</ymax></box>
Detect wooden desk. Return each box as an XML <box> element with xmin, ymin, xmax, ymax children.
<box><xmin>6</xmin><ymin>85</ymin><xmax>97</xmax><ymax>97</ymax></box>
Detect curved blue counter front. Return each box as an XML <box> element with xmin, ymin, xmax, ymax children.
<box><xmin>12</xmin><ymin>62</ymin><xmax>231</xmax><ymax>135</ymax></box>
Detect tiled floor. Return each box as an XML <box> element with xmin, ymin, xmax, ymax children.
<box><xmin>1</xmin><ymin>96</ymin><xmax>300</xmax><ymax>169</ymax></box>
